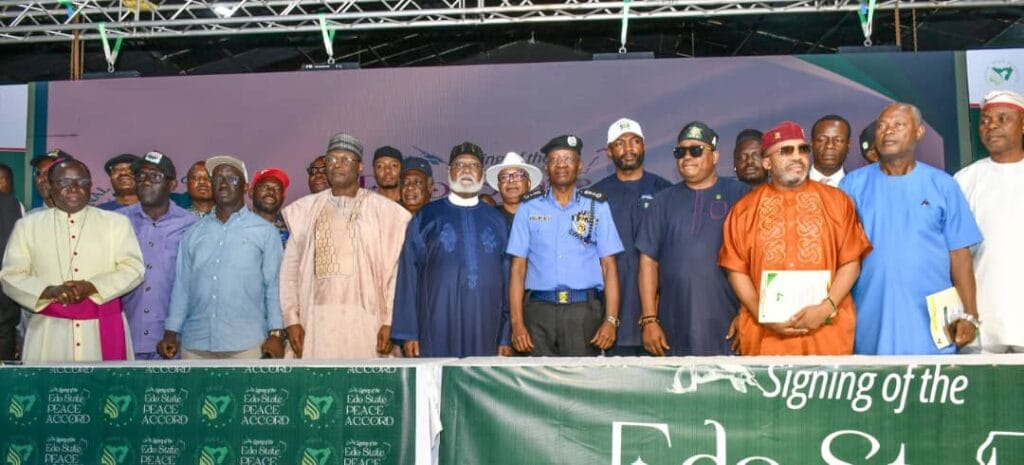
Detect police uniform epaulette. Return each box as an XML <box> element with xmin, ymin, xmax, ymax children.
<box><xmin>578</xmin><ymin>188</ymin><xmax>607</xmax><ymax>202</ymax></box>
<box><xmin>521</xmin><ymin>190</ymin><xmax>544</xmax><ymax>202</ymax></box>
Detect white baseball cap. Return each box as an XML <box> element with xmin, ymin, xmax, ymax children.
<box><xmin>607</xmin><ymin>118</ymin><xmax>644</xmax><ymax>145</ymax></box>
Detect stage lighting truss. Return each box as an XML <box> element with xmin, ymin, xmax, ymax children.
<box><xmin>0</xmin><ymin>0</ymin><xmax>1020</xmax><ymax>44</ymax></box>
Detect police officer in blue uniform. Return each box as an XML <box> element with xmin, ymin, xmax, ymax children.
<box><xmin>507</xmin><ymin>134</ymin><xmax>625</xmax><ymax>356</ymax></box>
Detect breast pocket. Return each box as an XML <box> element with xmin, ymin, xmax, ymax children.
<box><xmin>909</xmin><ymin>200</ymin><xmax>944</xmax><ymax>234</ymax></box>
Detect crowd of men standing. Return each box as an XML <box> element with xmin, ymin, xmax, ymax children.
<box><xmin>0</xmin><ymin>89</ymin><xmax>1021</xmax><ymax>362</ymax></box>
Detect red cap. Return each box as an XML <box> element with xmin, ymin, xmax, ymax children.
<box><xmin>252</xmin><ymin>168</ymin><xmax>290</xmax><ymax>193</ymax></box>
<box><xmin>761</xmin><ymin>121</ymin><xmax>806</xmax><ymax>152</ymax></box>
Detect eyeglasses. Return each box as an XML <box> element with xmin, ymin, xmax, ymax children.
<box><xmin>325</xmin><ymin>154</ymin><xmax>360</xmax><ymax>166</ymax></box>
<box><xmin>498</xmin><ymin>171</ymin><xmax>528</xmax><ymax>183</ymax></box>
<box><xmin>306</xmin><ymin>166</ymin><xmax>327</xmax><ymax>176</ymax></box>
<box><xmin>774</xmin><ymin>144</ymin><xmax>812</xmax><ymax>156</ymax></box>
<box><xmin>212</xmin><ymin>175</ymin><xmax>243</xmax><ymax>186</ymax></box>
<box><xmin>52</xmin><ymin>178</ymin><xmax>91</xmax><ymax>189</ymax></box>
<box><xmin>451</xmin><ymin>161</ymin><xmax>482</xmax><ymax>171</ymax></box>
<box><xmin>673</xmin><ymin>146</ymin><xmax>708</xmax><ymax>159</ymax></box>
<box><xmin>134</xmin><ymin>171</ymin><xmax>167</xmax><ymax>183</ymax></box>
<box><xmin>187</xmin><ymin>174</ymin><xmax>210</xmax><ymax>183</ymax></box>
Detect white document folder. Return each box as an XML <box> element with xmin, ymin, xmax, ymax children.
<box><xmin>758</xmin><ymin>270</ymin><xmax>831</xmax><ymax>323</ymax></box>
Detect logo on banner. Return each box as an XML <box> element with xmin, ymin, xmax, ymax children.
<box><xmin>142</xmin><ymin>387</ymin><xmax>190</xmax><ymax>426</ymax></box>
<box><xmin>298</xmin><ymin>439</ymin><xmax>337</xmax><ymax>465</ymax></box>
<box><xmin>668</xmin><ymin>364</ymin><xmax>764</xmax><ymax>395</ymax></box>
<box><xmin>239</xmin><ymin>438</ymin><xmax>288</xmax><ymax>464</ymax></box>
<box><xmin>302</xmin><ymin>388</ymin><xmax>338</xmax><ymax>428</ymax></box>
<box><xmin>3</xmin><ymin>437</ymin><xmax>36</xmax><ymax>465</ymax></box>
<box><xmin>140</xmin><ymin>438</ymin><xmax>185</xmax><ymax>464</ymax></box>
<box><xmin>199</xmin><ymin>388</ymin><xmax>236</xmax><ymax>429</ymax></box>
<box><xmin>241</xmin><ymin>387</ymin><xmax>290</xmax><ymax>426</ymax></box>
<box><xmin>97</xmin><ymin>438</ymin><xmax>133</xmax><ymax>465</ymax></box>
<box><xmin>344</xmin><ymin>439</ymin><xmax>391</xmax><ymax>464</ymax></box>
<box><xmin>7</xmin><ymin>388</ymin><xmax>40</xmax><ymax>425</ymax></box>
<box><xmin>987</xmin><ymin>61</ymin><xmax>1018</xmax><ymax>86</ymax></box>
<box><xmin>45</xmin><ymin>387</ymin><xmax>91</xmax><ymax>425</ymax></box>
<box><xmin>102</xmin><ymin>388</ymin><xmax>137</xmax><ymax>427</ymax></box>
<box><xmin>195</xmin><ymin>440</ymin><xmax>232</xmax><ymax>465</ymax></box>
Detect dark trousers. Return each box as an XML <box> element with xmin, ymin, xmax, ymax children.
<box><xmin>523</xmin><ymin>295</ymin><xmax>603</xmax><ymax>356</ymax></box>
<box><xmin>0</xmin><ymin>304</ymin><xmax>18</xmax><ymax>360</ymax></box>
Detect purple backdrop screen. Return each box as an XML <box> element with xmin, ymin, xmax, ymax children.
<box><xmin>45</xmin><ymin>55</ymin><xmax>946</xmax><ymax>204</ymax></box>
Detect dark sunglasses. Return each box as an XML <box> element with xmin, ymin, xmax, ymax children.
<box><xmin>134</xmin><ymin>171</ymin><xmax>167</xmax><ymax>183</ymax></box>
<box><xmin>673</xmin><ymin>146</ymin><xmax>708</xmax><ymax>159</ymax></box>
<box><xmin>775</xmin><ymin>144</ymin><xmax>812</xmax><ymax>156</ymax></box>
<box><xmin>306</xmin><ymin>166</ymin><xmax>327</xmax><ymax>176</ymax></box>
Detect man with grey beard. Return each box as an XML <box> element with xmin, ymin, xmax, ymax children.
<box><xmin>391</xmin><ymin>142</ymin><xmax>512</xmax><ymax>357</ymax></box>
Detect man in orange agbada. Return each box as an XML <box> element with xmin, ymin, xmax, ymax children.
<box><xmin>719</xmin><ymin>121</ymin><xmax>872</xmax><ymax>355</ymax></box>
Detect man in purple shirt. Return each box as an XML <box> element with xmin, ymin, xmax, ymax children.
<box><xmin>117</xmin><ymin>151</ymin><xmax>197</xmax><ymax>359</ymax></box>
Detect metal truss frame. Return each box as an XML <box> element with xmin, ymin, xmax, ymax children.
<box><xmin>1</xmin><ymin>0</ymin><xmax>1021</xmax><ymax>44</ymax></box>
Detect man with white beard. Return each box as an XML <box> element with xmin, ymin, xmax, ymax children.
<box><xmin>391</xmin><ymin>142</ymin><xmax>512</xmax><ymax>357</ymax></box>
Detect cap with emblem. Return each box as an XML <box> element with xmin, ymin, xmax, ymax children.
<box><xmin>541</xmin><ymin>134</ymin><xmax>583</xmax><ymax>154</ymax></box>
<box><xmin>132</xmin><ymin>150</ymin><xmax>176</xmax><ymax>179</ymax></box>
<box><xmin>982</xmin><ymin>90</ymin><xmax>1024</xmax><ymax>112</ymax></box>
<box><xmin>677</xmin><ymin>121</ymin><xmax>719</xmax><ymax>150</ymax></box>
<box><xmin>859</xmin><ymin>121</ymin><xmax>878</xmax><ymax>157</ymax></box>
<box><xmin>761</xmin><ymin>121</ymin><xmax>806</xmax><ymax>152</ymax></box>
<box><xmin>252</xmin><ymin>167</ymin><xmax>290</xmax><ymax>192</ymax></box>
<box><xmin>401</xmin><ymin>157</ymin><xmax>433</xmax><ymax>177</ymax></box>
<box><xmin>373</xmin><ymin>145</ymin><xmax>403</xmax><ymax>163</ymax></box>
<box><xmin>30</xmin><ymin>149</ymin><xmax>73</xmax><ymax>168</ymax></box>
<box><xmin>104</xmin><ymin>153</ymin><xmax>141</xmax><ymax>175</ymax></box>
<box><xmin>607</xmin><ymin>118</ymin><xmax>643</xmax><ymax>144</ymax></box>
<box><xmin>449</xmin><ymin>142</ymin><xmax>484</xmax><ymax>165</ymax></box>
<box><xmin>206</xmin><ymin>155</ymin><xmax>249</xmax><ymax>183</ymax></box>
<box><xmin>326</xmin><ymin>132</ymin><xmax>364</xmax><ymax>159</ymax></box>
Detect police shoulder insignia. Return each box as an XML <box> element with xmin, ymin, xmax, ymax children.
<box><xmin>521</xmin><ymin>189</ymin><xmax>544</xmax><ymax>202</ymax></box>
<box><xmin>578</xmin><ymin>189</ymin><xmax>607</xmax><ymax>202</ymax></box>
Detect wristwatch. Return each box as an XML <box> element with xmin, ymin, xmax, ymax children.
<box><xmin>605</xmin><ymin>315</ymin><xmax>621</xmax><ymax>328</ymax></box>
<box><xmin>268</xmin><ymin>329</ymin><xmax>285</xmax><ymax>338</ymax></box>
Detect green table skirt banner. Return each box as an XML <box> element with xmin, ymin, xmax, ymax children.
<box><xmin>1</xmin><ymin>359</ymin><xmax>447</xmax><ymax>465</ymax></box>
<box><xmin>440</xmin><ymin>356</ymin><xmax>1024</xmax><ymax>465</ymax></box>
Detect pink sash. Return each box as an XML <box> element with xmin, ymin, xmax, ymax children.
<box><xmin>40</xmin><ymin>298</ymin><xmax>127</xmax><ymax>361</ymax></box>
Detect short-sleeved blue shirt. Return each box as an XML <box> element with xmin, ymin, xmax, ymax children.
<box><xmin>506</xmin><ymin>188</ymin><xmax>624</xmax><ymax>291</ymax></box>
<box><xmin>840</xmin><ymin>162</ymin><xmax>982</xmax><ymax>355</ymax></box>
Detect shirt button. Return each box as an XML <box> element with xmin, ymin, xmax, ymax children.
<box><xmin>213</xmin><ymin>276</ymin><xmax>217</xmax><ymax>281</ymax></box>
<box><xmin>212</xmin><ymin>295</ymin><xmax>217</xmax><ymax>299</ymax></box>
<box><xmin>75</xmin><ymin>323</ymin><xmax>80</xmax><ymax>328</ymax></box>
<box><xmin>73</xmin><ymin>268</ymin><xmax>78</xmax><ymax>273</ymax></box>
<box><xmin>144</xmin><ymin>308</ymin><xmax>150</xmax><ymax>314</ymax></box>
<box><xmin>71</xmin><ymin>235</ymin><xmax>76</xmax><ymax>239</ymax></box>
<box><xmin>148</xmin><ymin>241</ymin><xmax>154</xmax><ymax>247</ymax></box>
<box><xmin>145</xmin><ymin>286</ymin><xmax>151</xmax><ymax>291</ymax></box>
<box><xmin>146</xmin><ymin>264</ymin><xmax>153</xmax><ymax>270</ymax></box>
<box><xmin>143</xmin><ymin>330</ymin><xmax>149</xmax><ymax>335</ymax></box>
<box><xmin>75</xmin><ymin>342</ymin><xmax>81</xmax><ymax>347</ymax></box>
<box><xmin>218</xmin><ymin>242</ymin><xmax>223</xmax><ymax>246</ymax></box>
<box><xmin>73</xmin><ymin>252</ymin><xmax>77</xmax><ymax>256</ymax></box>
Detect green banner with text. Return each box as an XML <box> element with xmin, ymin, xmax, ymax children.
<box><xmin>440</xmin><ymin>361</ymin><xmax>1023</xmax><ymax>464</ymax></box>
<box><xmin>1</xmin><ymin>366</ymin><xmax>414</xmax><ymax>465</ymax></box>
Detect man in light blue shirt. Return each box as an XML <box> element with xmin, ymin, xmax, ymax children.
<box><xmin>841</xmin><ymin>103</ymin><xmax>982</xmax><ymax>355</ymax></box>
<box><xmin>507</xmin><ymin>134</ymin><xmax>624</xmax><ymax>356</ymax></box>
<box><xmin>158</xmin><ymin>155</ymin><xmax>286</xmax><ymax>359</ymax></box>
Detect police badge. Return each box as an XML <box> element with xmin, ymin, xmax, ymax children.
<box><xmin>569</xmin><ymin>208</ymin><xmax>599</xmax><ymax>244</ymax></box>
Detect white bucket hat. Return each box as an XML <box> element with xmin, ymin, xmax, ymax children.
<box><xmin>485</xmin><ymin>152</ymin><xmax>543</xmax><ymax>192</ymax></box>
